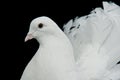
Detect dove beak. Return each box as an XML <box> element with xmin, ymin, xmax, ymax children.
<box><xmin>25</xmin><ymin>33</ymin><xmax>33</xmax><ymax>42</ymax></box>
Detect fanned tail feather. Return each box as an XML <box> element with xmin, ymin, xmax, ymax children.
<box><xmin>63</xmin><ymin>1</ymin><xmax>120</xmax><ymax>80</ymax></box>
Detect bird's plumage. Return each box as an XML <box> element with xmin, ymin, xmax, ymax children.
<box><xmin>63</xmin><ymin>1</ymin><xmax>120</xmax><ymax>80</ymax></box>
<box><xmin>21</xmin><ymin>1</ymin><xmax>120</xmax><ymax>80</ymax></box>
<box><xmin>21</xmin><ymin>16</ymin><xmax>77</xmax><ymax>80</ymax></box>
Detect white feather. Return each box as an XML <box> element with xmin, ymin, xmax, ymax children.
<box><xmin>63</xmin><ymin>1</ymin><xmax>120</xmax><ymax>80</ymax></box>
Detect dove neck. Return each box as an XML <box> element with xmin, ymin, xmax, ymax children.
<box><xmin>36</xmin><ymin>30</ymin><xmax>70</xmax><ymax>46</ymax></box>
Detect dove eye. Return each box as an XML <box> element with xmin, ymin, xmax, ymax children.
<box><xmin>38</xmin><ymin>23</ymin><xmax>43</xmax><ymax>28</ymax></box>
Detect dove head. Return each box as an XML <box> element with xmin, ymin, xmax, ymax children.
<box><xmin>25</xmin><ymin>16</ymin><xmax>62</xmax><ymax>43</ymax></box>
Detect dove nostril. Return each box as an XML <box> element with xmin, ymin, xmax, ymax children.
<box><xmin>38</xmin><ymin>23</ymin><xmax>43</xmax><ymax>28</ymax></box>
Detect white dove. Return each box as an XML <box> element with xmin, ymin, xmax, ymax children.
<box><xmin>21</xmin><ymin>1</ymin><xmax>120</xmax><ymax>80</ymax></box>
<box><xmin>21</xmin><ymin>17</ymin><xmax>78</xmax><ymax>80</ymax></box>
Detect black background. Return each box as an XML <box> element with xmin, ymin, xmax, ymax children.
<box><xmin>4</xmin><ymin>0</ymin><xmax>120</xmax><ymax>80</ymax></box>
